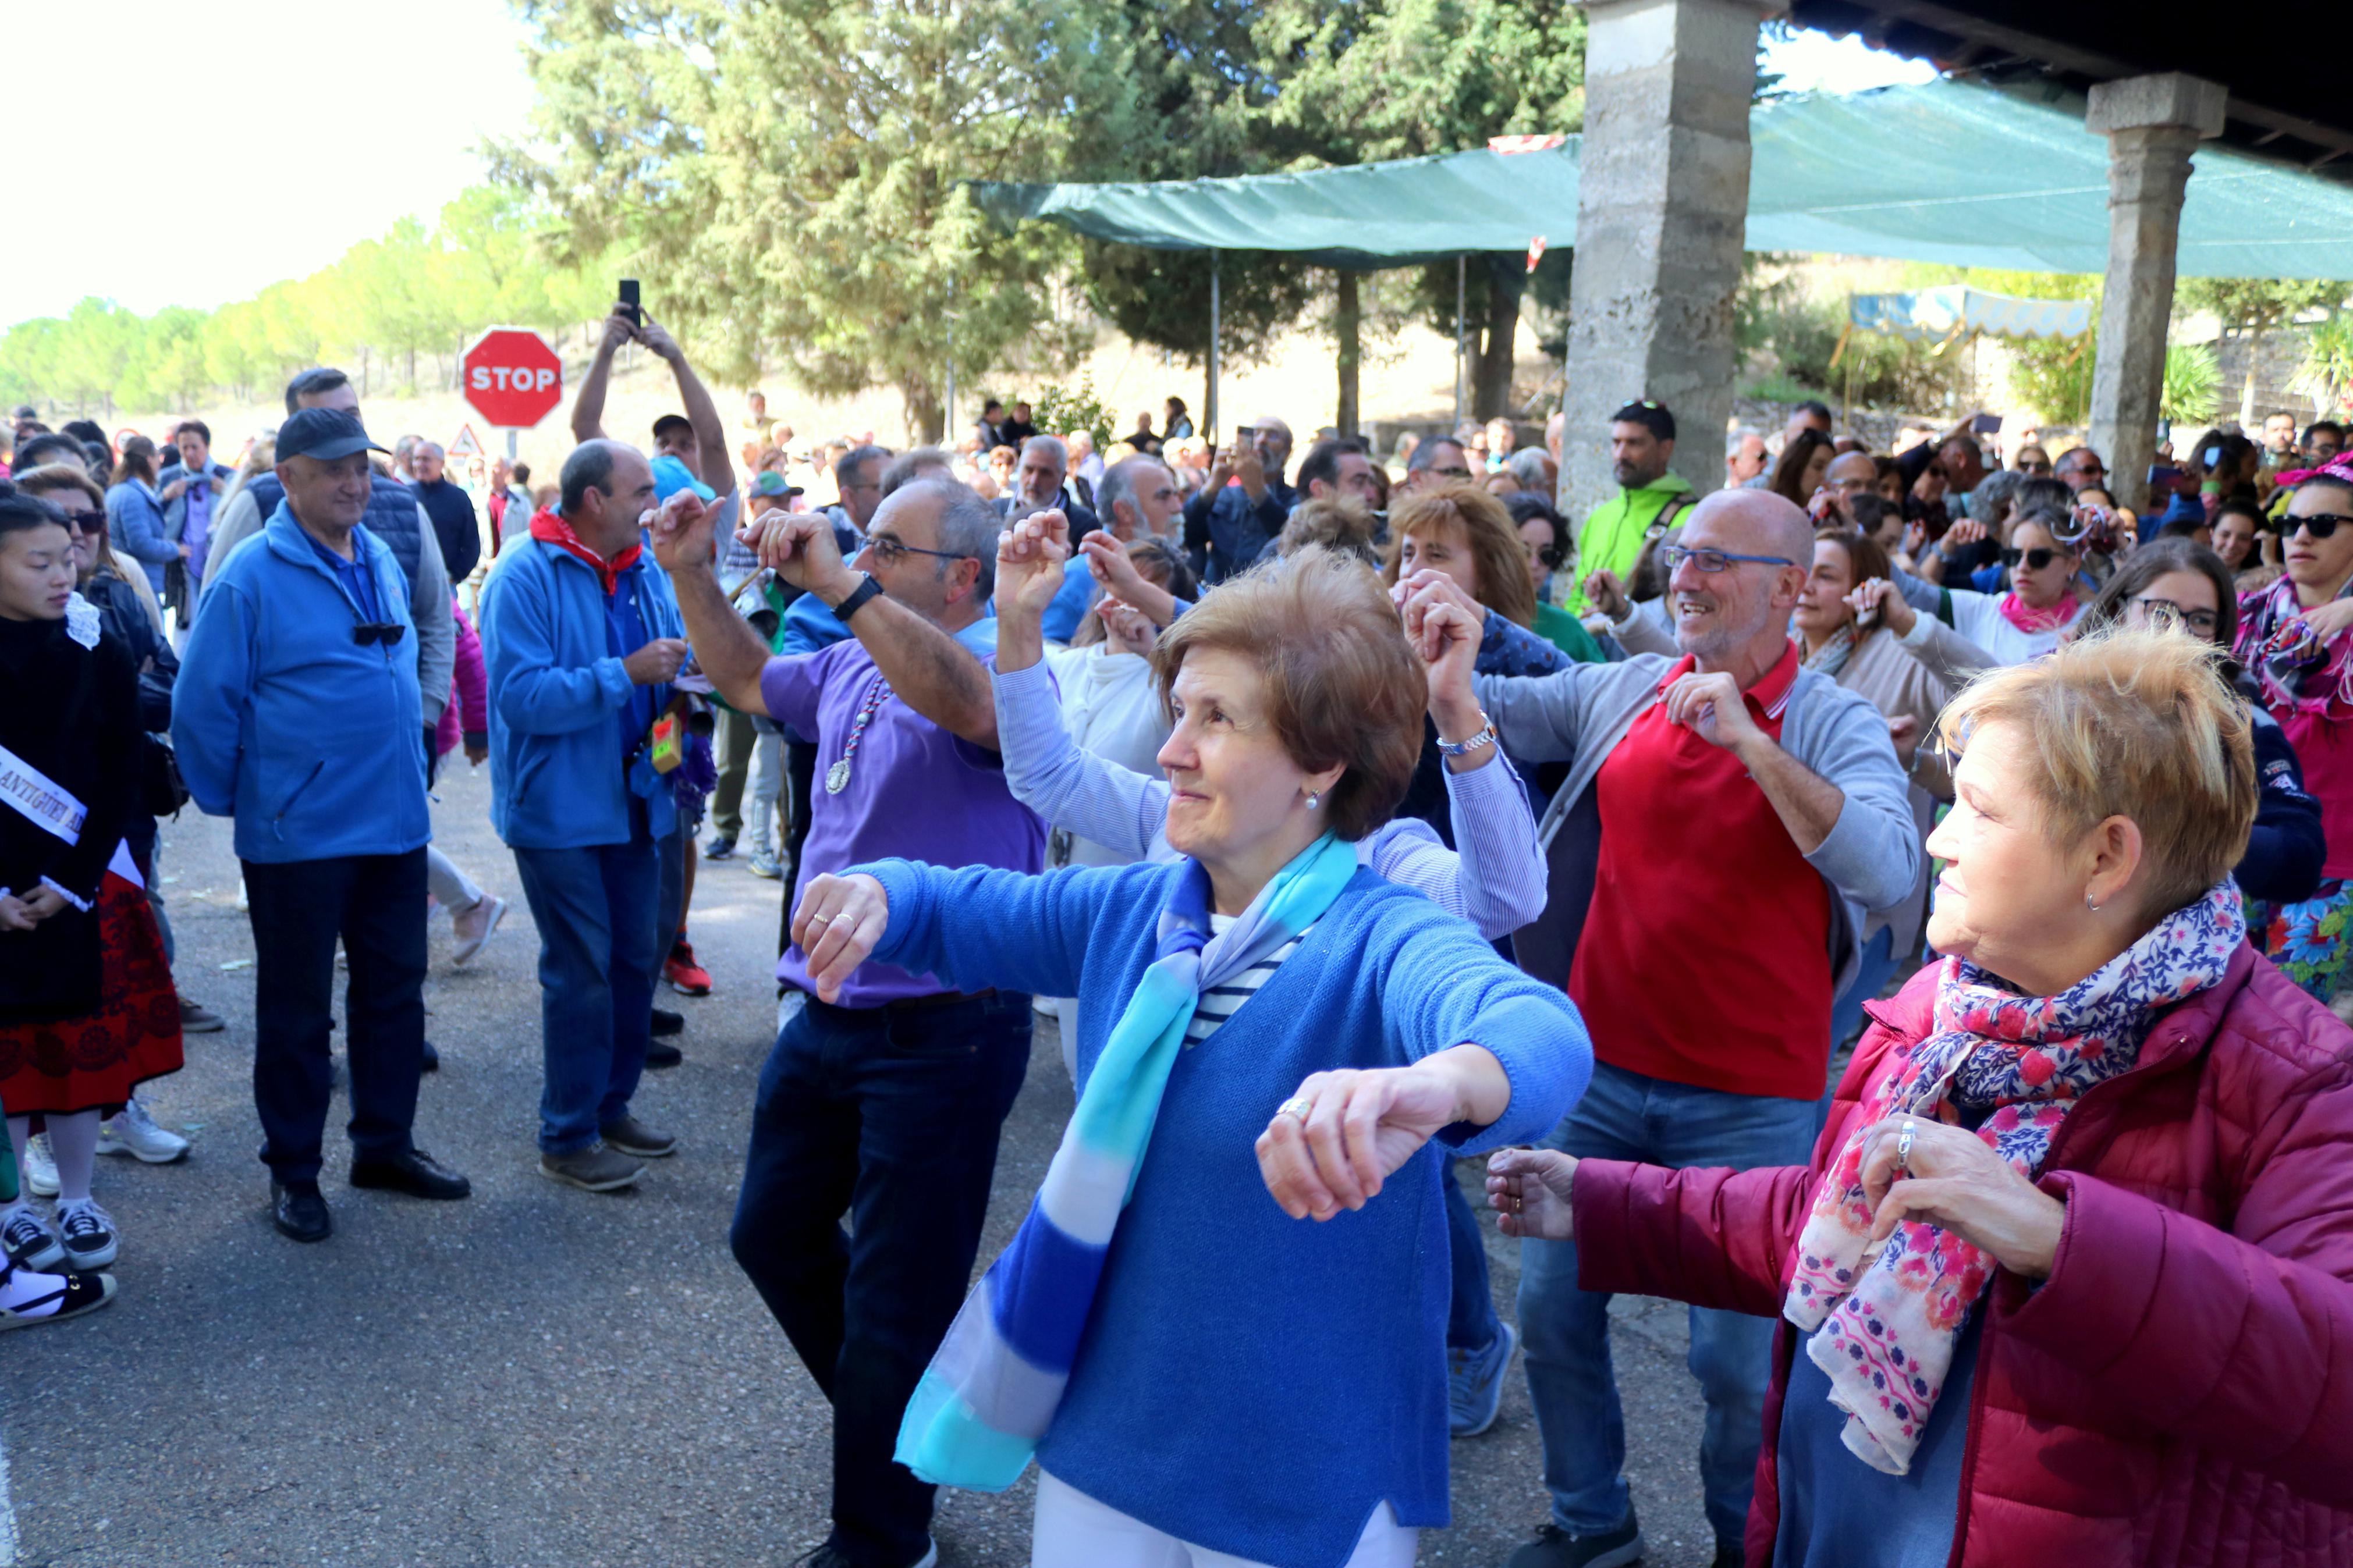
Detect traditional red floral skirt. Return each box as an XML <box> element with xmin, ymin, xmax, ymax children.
<box><xmin>0</xmin><ymin>870</ymin><xmax>183</xmax><ymax>1116</ymax></box>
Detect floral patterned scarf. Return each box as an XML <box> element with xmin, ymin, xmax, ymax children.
<box><xmin>1783</xmin><ymin>881</ymin><xmax>2244</xmax><ymax>1475</ymax></box>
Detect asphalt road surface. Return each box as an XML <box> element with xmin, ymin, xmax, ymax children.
<box><xmin>3</xmin><ymin>768</ymin><xmax>1721</xmax><ymax>1567</ymax></box>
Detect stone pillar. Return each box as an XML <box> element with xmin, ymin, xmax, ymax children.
<box><xmin>1557</xmin><ymin>0</ymin><xmax>1774</xmax><ymax>525</ymax></box>
<box><xmin>2085</xmin><ymin>73</ymin><xmax>2227</xmax><ymax>513</ymax></box>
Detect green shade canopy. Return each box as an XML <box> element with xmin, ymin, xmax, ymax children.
<box><xmin>970</xmin><ymin>78</ymin><xmax>2353</xmax><ymax>278</ymax></box>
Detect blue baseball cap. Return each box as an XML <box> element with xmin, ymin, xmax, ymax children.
<box><xmin>650</xmin><ymin>453</ymin><xmax>715</xmax><ymax>503</ymax></box>
<box><xmin>277</xmin><ymin>407</ymin><xmax>388</xmax><ymax>464</ymax></box>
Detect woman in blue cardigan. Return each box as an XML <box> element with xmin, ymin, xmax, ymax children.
<box><xmin>792</xmin><ymin>543</ymin><xmax>1593</xmax><ymax>1568</ymax></box>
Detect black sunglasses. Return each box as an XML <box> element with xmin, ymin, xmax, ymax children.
<box><xmin>352</xmin><ymin>623</ymin><xmax>407</xmax><ymax>646</ymax></box>
<box><xmin>2001</xmin><ymin>546</ymin><xmax>2060</xmax><ymax>570</ymax></box>
<box><xmin>2287</xmin><ymin>511</ymin><xmax>2353</xmax><ymax>541</ymax></box>
<box><xmin>1531</xmin><ymin>541</ymin><xmax>1564</xmax><ymax>570</ymax></box>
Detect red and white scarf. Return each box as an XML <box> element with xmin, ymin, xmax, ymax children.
<box><xmin>529</xmin><ymin>508</ymin><xmax>640</xmax><ymax>596</ymax></box>
<box><xmin>1783</xmin><ymin>881</ymin><xmax>2243</xmax><ymax>1474</ymax></box>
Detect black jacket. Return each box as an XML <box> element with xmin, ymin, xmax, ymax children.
<box><xmin>0</xmin><ymin>614</ymin><xmax>140</xmax><ymax>1020</ymax></box>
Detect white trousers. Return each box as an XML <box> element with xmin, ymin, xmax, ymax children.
<box><xmin>1030</xmin><ymin>1471</ymin><xmax>1417</xmax><ymax>1568</ymax></box>
<box><xmin>425</xmin><ymin>847</ymin><xmax>482</xmax><ymax>913</ymax></box>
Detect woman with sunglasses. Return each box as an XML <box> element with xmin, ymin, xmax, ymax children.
<box><xmin>1860</xmin><ymin>504</ymin><xmax>2084</xmax><ymax>678</ymax></box>
<box><xmin>1504</xmin><ymin>492</ymin><xmax>1606</xmax><ymax>662</ymax></box>
<box><xmin>2070</xmin><ymin>537</ymin><xmax>2325</xmax><ymax>918</ymax></box>
<box><xmin>2233</xmin><ymin>461</ymin><xmax>2353</xmax><ymax>1000</ymax></box>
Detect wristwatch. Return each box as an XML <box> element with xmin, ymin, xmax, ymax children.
<box><xmin>1436</xmin><ymin>711</ymin><xmax>1497</xmax><ymax>758</ymax></box>
<box><xmin>831</xmin><ymin>572</ymin><xmax>884</xmax><ymax>621</ymax></box>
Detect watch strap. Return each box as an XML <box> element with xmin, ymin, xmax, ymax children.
<box><xmin>833</xmin><ymin>573</ymin><xmax>884</xmax><ymax>622</ymax></box>
<box><xmin>1436</xmin><ymin>712</ymin><xmax>1497</xmax><ymax>758</ymax></box>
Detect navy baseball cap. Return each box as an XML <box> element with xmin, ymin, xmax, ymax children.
<box><xmin>277</xmin><ymin>407</ymin><xmax>389</xmax><ymax>463</ymax></box>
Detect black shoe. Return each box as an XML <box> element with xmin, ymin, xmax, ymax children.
<box><xmin>271</xmin><ymin>1181</ymin><xmax>332</xmax><ymax>1243</ymax></box>
<box><xmin>349</xmin><ymin>1148</ymin><xmax>473</xmax><ymax>1200</ymax></box>
<box><xmin>420</xmin><ymin>1039</ymin><xmax>441</xmax><ymax>1073</ymax></box>
<box><xmin>650</xmin><ymin>1007</ymin><xmax>684</xmax><ymax>1038</ymax></box>
<box><xmin>1504</xmin><ymin>1510</ymin><xmax>1644</xmax><ymax>1568</ymax></box>
<box><xmin>1710</xmin><ymin>1545</ymin><xmax>1743</xmax><ymax>1568</ymax></box>
<box><xmin>644</xmin><ymin>1039</ymin><xmax>684</xmax><ymax>1069</ymax></box>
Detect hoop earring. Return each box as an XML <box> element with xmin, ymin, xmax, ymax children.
<box><xmin>2085</xmin><ymin>894</ymin><xmax>2101</xmax><ymax>912</ymax></box>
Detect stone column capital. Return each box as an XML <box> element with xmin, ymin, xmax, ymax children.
<box><xmin>2085</xmin><ymin>73</ymin><xmax>2227</xmax><ymax>139</ymax></box>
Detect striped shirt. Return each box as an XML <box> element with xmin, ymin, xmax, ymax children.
<box><xmin>1184</xmin><ymin>915</ymin><xmax>1312</xmax><ymax>1047</ymax></box>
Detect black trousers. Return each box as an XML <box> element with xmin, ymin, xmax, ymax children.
<box><xmin>242</xmin><ymin>849</ymin><xmax>427</xmax><ymax>1185</ymax></box>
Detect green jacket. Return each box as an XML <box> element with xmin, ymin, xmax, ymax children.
<box><xmin>1568</xmin><ymin>472</ymin><xmax>1695</xmax><ymax>613</ymax></box>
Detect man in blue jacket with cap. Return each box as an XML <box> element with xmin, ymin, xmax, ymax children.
<box><xmin>174</xmin><ymin>407</ymin><xmax>474</xmax><ymax>1244</ymax></box>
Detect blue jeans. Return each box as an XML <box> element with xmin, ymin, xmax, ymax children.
<box><xmin>511</xmin><ymin>825</ymin><xmax>662</xmax><ymax>1155</ymax></box>
<box><xmin>1444</xmin><ymin>1157</ymin><xmax>1502</xmax><ymax>1352</ymax></box>
<box><xmin>730</xmin><ymin>990</ymin><xmax>1032</xmax><ymax>1568</ymax></box>
<box><xmin>1519</xmin><ymin>1061</ymin><xmax>1819</xmax><ymax>1546</ymax></box>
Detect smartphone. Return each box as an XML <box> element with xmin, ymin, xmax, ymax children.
<box><xmin>618</xmin><ymin>279</ymin><xmax>642</xmax><ymax>327</ymax></box>
<box><xmin>2147</xmin><ymin>464</ymin><xmax>2184</xmax><ymax>492</ymax></box>
<box><xmin>1235</xmin><ymin>425</ymin><xmax>1255</xmax><ymax>449</ymax></box>
<box><xmin>1971</xmin><ymin>413</ymin><xmax>2003</xmax><ymax>435</ymax></box>
<box><xmin>2203</xmin><ymin>445</ymin><xmax>2223</xmax><ymax>467</ymax></box>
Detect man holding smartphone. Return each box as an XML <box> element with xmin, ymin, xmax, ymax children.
<box><xmin>1180</xmin><ymin>415</ymin><xmax>1295</xmax><ymax>584</ymax></box>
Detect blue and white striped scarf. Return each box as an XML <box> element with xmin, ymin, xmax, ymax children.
<box><xmin>895</xmin><ymin>832</ymin><xmax>1358</xmax><ymax>1489</ymax></box>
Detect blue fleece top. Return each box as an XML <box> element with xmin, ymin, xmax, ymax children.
<box><xmin>856</xmin><ymin>855</ymin><xmax>1593</xmax><ymax>1568</ymax></box>
<box><xmin>478</xmin><ymin>536</ymin><xmax>686</xmax><ymax>850</ymax></box>
<box><xmin>172</xmin><ymin>506</ymin><xmax>429</xmax><ymax>862</ymax></box>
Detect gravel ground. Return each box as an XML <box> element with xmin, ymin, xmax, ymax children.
<box><xmin>2</xmin><ymin>769</ymin><xmax>1724</xmax><ymax>1567</ymax></box>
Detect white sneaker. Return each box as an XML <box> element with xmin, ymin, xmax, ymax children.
<box><xmin>20</xmin><ymin>1133</ymin><xmax>59</xmax><ymax>1197</ymax></box>
<box><xmin>449</xmin><ymin>894</ymin><xmax>508</xmax><ymax>966</ymax></box>
<box><xmin>98</xmin><ymin>1099</ymin><xmax>191</xmax><ymax>1164</ymax></box>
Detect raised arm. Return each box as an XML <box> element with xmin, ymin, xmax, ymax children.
<box><xmin>648</xmin><ymin>492</ymin><xmax>780</xmax><ymax>716</ymax></box>
<box><xmin>788</xmin><ymin>858</ymin><xmax>1134</xmax><ymax>1005</ymax></box>
<box><xmin>639</xmin><ymin>314</ymin><xmax>736</xmax><ymax>499</ymax></box>
<box><xmin>569</xmin><ymin>307</ymin><xmax>633</xmax><ymax>445</ymax></box>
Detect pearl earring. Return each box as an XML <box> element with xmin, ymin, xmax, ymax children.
<box><xmin>1305</xmin><ymin>790</ymin><xmax>1322</xmax><ymax>810</ymax></box>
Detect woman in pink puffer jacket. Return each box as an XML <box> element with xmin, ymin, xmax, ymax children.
<box><xmin>1493</xmin><ymin>630</ymin><xmax>2353</xmax><ymax>1568</ymax></box>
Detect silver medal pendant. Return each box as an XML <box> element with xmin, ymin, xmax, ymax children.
<box><xmin>825</xmin><ymin>758</ymin><xmax>851</xmax><ymax>794</ymax></box>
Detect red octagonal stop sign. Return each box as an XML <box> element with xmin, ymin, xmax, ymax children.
<box><xmin>461</xmin><ymin>328</ymin><xmax>563</xmax><ymax>428</ymax></box>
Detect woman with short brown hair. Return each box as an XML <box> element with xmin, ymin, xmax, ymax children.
<box><xmin>794</xmin><ymin>540</ymin><xmax>1591</xmax><ymax>1568</ymax></box>
<box><xmin>1493</xmin><ymin>627</ymin><xmax>2353</xmax><ymax>1568</ymax></box>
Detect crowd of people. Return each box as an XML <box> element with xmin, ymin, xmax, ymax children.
<box><xmin>2</xmin><ymin>317</ymin><xmax>2350</xmax><ymax>1568</ymax></box>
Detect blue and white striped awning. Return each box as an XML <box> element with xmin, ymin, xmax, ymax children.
<box><xmin>1849</xmin><ymin>286</ymin><xmax>2093</xmax><ymax>342</ymax></box>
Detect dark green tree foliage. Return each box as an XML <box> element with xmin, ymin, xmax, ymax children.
<box><xmin>506</xmin><ymin>0</ymin><xmax>1117</xmax><ymax>443</ymax></box>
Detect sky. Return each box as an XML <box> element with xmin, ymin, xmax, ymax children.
<box><xmin>0</xmin><ymin>10</ymin><xmax>1934</xmax><ymax>330</ymax></box>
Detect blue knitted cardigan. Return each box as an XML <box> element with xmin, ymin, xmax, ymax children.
<box><xmin>858</xmin><ymin>855</ymin><xmax>1594</xmax><ymax>1568</ymax></box>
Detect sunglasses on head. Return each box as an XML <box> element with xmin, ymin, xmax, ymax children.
<box><xmin>2001</xmin><ymin>546</ymin><xmax>2060</xmax><ymax>570</ymax></box>
<box><xmin>2288</xmin><ymin>511</ymin><xmax>2353</xmax><ymax>541</ymax></box>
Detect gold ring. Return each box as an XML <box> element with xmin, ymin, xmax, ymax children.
<box><xmin>1279</xmin><ymin>1096</ymin><xmax>1313</xmax><ymax>1123</ymax></box>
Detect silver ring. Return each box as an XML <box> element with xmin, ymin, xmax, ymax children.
<box><xmin>1896</xmin><ymin>1118</ymin><xmax>1917</xmax><ymax>1174</ymax></box>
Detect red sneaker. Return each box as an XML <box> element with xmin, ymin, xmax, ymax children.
<box><xmin>665</xmin><ymin>938</ymin><xmax>712</xmax><ymax>997</ymax></box>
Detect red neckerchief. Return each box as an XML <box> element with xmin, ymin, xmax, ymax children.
<box><xmin>529</xmin><ymin>508</ymin><xmax>641</xmax><ymax>596</ymax></box>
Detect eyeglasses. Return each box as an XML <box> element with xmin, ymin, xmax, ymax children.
<box><xmin>1660</xmin><ymin>544</ymin><xmax>1798</xmax><ymax>574</ymax></box>
<box><xmin>2020</xmin><ymin>461</ymin><xmax>2053</xmax><ymax>476</ymax></box>
<box><xmin>63</xmin><ymin>509</ymin><xmax>101</xmax><ymax>530</ymax></box>
<box><xmin>2288</xmin><ymin>512</ymin><xmax>2353</xmax><ymax>541</ymax></box>
<box><xmin>864</xmin><ymin>534</ymin><xmax>965</xmax><ymax>567</ymax></box>
<box><xmin>2001</xmin><ymin>547</ymin><xmax>2060</xmax><ymax>569</ymax></box>
<box><xmin>1528</xmin><ymin>541</ymin><xmax>1564</xmax><ymax>570</ymax></box>
<box><xmin>352</xmin><ymin>623</ymin><xmax>407</xmax><ymax>646</ymax></box>
<box><xmin>2131</xmin><ymin>596</ymin><xmax>2219</xmax><ymax>635</ymax></box>
<box><xmin>1431</xmin><ymin>465</ymin><xmax>1474</xmax><ymax>480</ymax></box>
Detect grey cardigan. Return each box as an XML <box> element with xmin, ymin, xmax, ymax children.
<box><xmin>1473</xmin><ymin>652</ymin><xmax>1922</xmax><ymax>1002</ymax></box>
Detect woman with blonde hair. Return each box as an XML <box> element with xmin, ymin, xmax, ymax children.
<box><xmin>796</xmin><ymin>541</ymin><xmax>1591</xmax><ymax>1567</ymax></box>
<box><xmin>1492</xmin><ymin>627</ymin><xmax>2353</xmax><ymax>1568</ymax></box>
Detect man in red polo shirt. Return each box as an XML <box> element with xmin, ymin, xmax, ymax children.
<box><xmin>1431</xmin><ymin>487</ymin><xmax>1919</xmax><ymax>1568</ymax></box>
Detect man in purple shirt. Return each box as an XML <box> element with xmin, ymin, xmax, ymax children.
<box><xmin>652</xmin><ymin>475</ymin><xmax>1040</xmax><ymax>1568</ymax></box>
